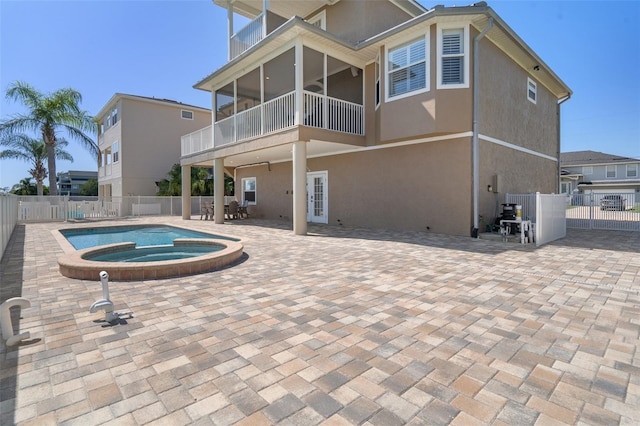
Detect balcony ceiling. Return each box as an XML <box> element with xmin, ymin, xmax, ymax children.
<box><xmin>188</xmin><ymin>139</ymin><xmax>362</xmax><ymax>169</ymax></box>
<box><xmin>215</xmin><ymin>0</ymin><xmax>340</xmax><ymax>19</ymax></box>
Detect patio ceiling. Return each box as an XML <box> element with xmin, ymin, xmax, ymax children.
<box><xmin>189</xmin><ymin>139</ymin><xmax>360</xmax><ymax>170</ymax></box>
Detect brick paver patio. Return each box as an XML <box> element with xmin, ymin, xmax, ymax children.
<box><xmin>1</xmin><ymin>217</ymin><xmax>639</xmax><ymax>425</ymax></box>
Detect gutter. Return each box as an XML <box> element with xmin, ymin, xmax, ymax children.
<box><xmin>471</xmin><ymin>16</ymin><xmax>493</xmax><ymax>238</ymax></box>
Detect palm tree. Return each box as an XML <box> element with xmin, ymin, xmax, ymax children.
<box><xmin>0</xmin><ymin>134</ymin><xmax>73</xmax><ymax>196</ymax></box>
<box><xmin>0</xmin><ymin>81</ymin><xmax>97</xmax><ymax>196</ymax></box>
<box><xmin>11</xmin><ymin>177</ymin><xmax>37</xmax><ymax>195</ymax></box>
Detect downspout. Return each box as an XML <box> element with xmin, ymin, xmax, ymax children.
<box><xmin>471</xmin><ymin>17</ymin><xmax>493</xmax><ymax>238</ymax></box>
<box><xmin>556</xmin><ymin>94</ymin><xmax>572</xmax><ymax>193</ymax></box>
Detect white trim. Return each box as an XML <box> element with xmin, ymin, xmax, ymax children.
<box><xmin>181</xmin><ymin>109</ymin><xmax>194</xmax><ymax>120</ymax></box>
<box><xmin>582</xmin><ymin>166</ymin><xmax>593</xmax><ymax>175</ymax></box>
<box><xmin>436</xmin><ymin>23</ymin><xmax>470</xmax><ymax>90</ymax></box>
<box><xmin>305</xmin><ymin>132</ymin><xmax>474</xmax><ymax>160</ymax></box>
<box><xmin>606</xmin><ymin>165</ymin><xmax>617</xmax><ymax>178</ymax></box>
<box><xmin>384</xmin><ymin>32</ymin><xmax>429</xmax><ymax>102</ymax></box>
<box><xmin>307</xmin><ymin>10</ymin><xmax>326</xmax><ymax>30</ymax></box>
<box><xmin>527</xmin><ymin>77</ymin><xmax>537</xmax><ymax>104</ymax></box>
<box><xmin>237</xmin><ymin>131</ymin><xmax>557</xmax><ymax>167</ymax></box>
<box><xmin>479</xmin><ymin>134</ymin><xmax>558</xmax><ymax>161</ymax></box>
<box><xmin>626</xmin><ymin>164</ymin><xmax>638</xmax><ymax>178</ymax></box>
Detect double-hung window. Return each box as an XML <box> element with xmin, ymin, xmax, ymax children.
<box><xmin>375</xmin><ymin>54</ymin><xmax>381</xmax><ymax>108</ymax></box>
<box><xmin>242</xmin><ymin>177</ymin><xmax>257</xmax><ymax>205</ymax></box>
<box><xmin>527</xmin><ymin>78</ymin><xmax>537</xmax><ymax>104</ymax></box>
<box><xmin>112</xmin><ymin>141</ymin><xmax>119</xmax><ymax>163</ymax></box>
<box><xmin>606</xmin><ymin>165</ymin><xmax>616</xmax><ymax>178</ymax></box>
<box><xmin>437</xmin><ymin>24</ymin><xmax>469</xmax><ymax>89</ymax></box>
<box><xmin>626</xmin><ymin>164</ymin><xmax>638</xmax><ymax>178</ymax></box>
<box><xmin>386</xmin><ymin>35</ymin><xmax>428</xmax><ymax>101</ymax></box>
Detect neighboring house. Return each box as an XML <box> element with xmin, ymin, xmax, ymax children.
<box><xmin>180</xmin><ymin>0</ymin><xmax>571</xmax><ymax>236</ymax></box>
<box><xmin>560</xmin><ymin>150</ymin><xmax>640</xmax><ymax>206</ymax></box>
<box><xmin>96</xmin><ymin>94</ymin><xmax>210</xmax><ymax>197</ymax></box>
<box><xmin>57</xmin><ymin>170</ymin><xmax>98</xmax><ymax>196</ymax></box>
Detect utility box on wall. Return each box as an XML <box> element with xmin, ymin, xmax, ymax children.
<box><xmin>492</xmin><ymin>175</ymin><xmax>501</xmax><ymax>193</ymax></box>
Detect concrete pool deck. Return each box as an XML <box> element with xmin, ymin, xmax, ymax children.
<box><xmin>1</xmin><ymin>216</ymin><xmax>639</xmax><ymax>425</ymax></box>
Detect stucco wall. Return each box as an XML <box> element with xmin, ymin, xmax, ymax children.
<box><xmin>235</xmin><ymin>137</ymin><xmax>473</xmax><ymax>236</ymax></box>
<box><xmin>478</xmin><ymin>140</ymin><xmax>558</xmax><ymax>225</ymax></box>
<box><xmin>477</xmin><ymin>35</ymin><xmax>559</xmax><ymax>157</ymax></box>
<box><xmin>120</xmin><ymin>99</ymin><xmax>210</xmax><ymax>196</ymax></box>
<box><xmin>323</xmin><ymin>0</ymin><xmax>413</xmax><ymax>44</ymax></box>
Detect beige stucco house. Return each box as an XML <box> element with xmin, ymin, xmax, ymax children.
<box><xmin>96</xmin><ymin>94</ymin><xmax>210</xmax><ymax>197</ymax></box>
<box><xmin>180</xmin><ymin>0</ymin><xmax>571</xmax><ymax>236</ymax></box>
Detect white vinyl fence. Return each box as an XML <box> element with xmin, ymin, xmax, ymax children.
<box><xmin>505</xmin><ymin>193</ymin><xmax>566</xmax><ymax>246</ymax></box>
<box><xmin>535</xmin><ymin>194</ymin><xmax>567</xmax><ymax>246</ymax></box>
<box><xmin>1</xmin><ymin>194</ymin><xmax>19</xmax><ymax>261</ymax></box>
<box><xmin>14</xmin><ymin>195</ymin><xmax>224</xmax><ymax>222</ymax></box>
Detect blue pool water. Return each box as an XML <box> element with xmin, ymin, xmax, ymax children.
<box><xmin>61</xmin><ymin>225</ymin><xmax>237</xmax><ymax>250</ymax></box>
<box><xmin>88</xmin><ymin>245</ymin><xmax>223</xmax><ymax>263</ymax></box>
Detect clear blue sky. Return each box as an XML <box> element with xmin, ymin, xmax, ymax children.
<box><xmin>1</xmin><ymin>0</ymin><xmax>638</xmax><ymax>192</ymax></box>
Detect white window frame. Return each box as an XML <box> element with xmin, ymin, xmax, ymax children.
<box><xmin>437</xmin><ymin>23</ymin><xmax>469</xmax><ymax>89</ymax></box>
<box><xmin>181</xmin><ymin>110</ymin><xmax>194</xmax><ymax>120</ymax></box>
<box><xmin>385</xmin><ymin>33</ymin><xmax>429</xmax><ymax>102</ymax></box>
<box><xmin>308</xmin><ymin>10</ymin><xmax>326</xmax><ymax>30</ymax></box>
<box><xmin>375</xmin><ymin>54</ymin><xmax>381</xmax><ymax>109</ymax></box>
<box><xmin>606</xmin><ymin>165</ymin><xmax>616</xmax><ymax>178</ymax></box>
<box><xmin>242</xmin><ymin>177</ymin><xmax>257</xmax><ymax>205</ymax></box>
<box><xmin>112</xmin><ymin>141</ymin><xmax>119</xmax><ymax>163</ymax></box>
<box><xmin>626</xmin><ymin>164</ymin><xmax>638</xmax><ymax>177</ymax></box>
<box><xmin>582</xmin><ymin>166</ymin><xmax>593</xmax><ymax>175</ymax></box>
<box><xmin>527</xmin><ymin>78</ymin><xmax>537</xmax><ymax>104</ymax></box>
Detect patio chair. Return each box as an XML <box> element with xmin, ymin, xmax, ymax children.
<box><xmin>200</xmin><ymin>202</ymin><xmax>213</xmax><ymax>220</ymax></box>
<box><xmin>226</xmin><ymin>200</ymin><xmax>239</xmax><ymax>220</ymax></box>
<box><xmin>238</xmin><ymin>200</ymin><xmax>249</xmax><ymax>218</ymax></box>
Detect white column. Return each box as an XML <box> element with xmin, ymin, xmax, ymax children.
<box><xmin>294</xmin><ymin>38</ymin><xmax>303</xmax><ymax>126</ymax></box>
<box><xmin>211</xmin><ymin>89</ymin><xmax>217</xmax><ymax>148</ymax></box>
<box><xmin>181</xmin><ymin>165</ymin><xmax>191</xmax><ymax>219</ymax></box>
<box><xmin>262</xmin><ymin>0</ymin><xmax>269</xmax><ymax>37</ymax></box>
<box><xmin>227</xmin><ymin>0</ymin><xmax>234</xmax><ymax>61</ymax></box>
<box><xmin>292</xmin><ymin>141</ymin><xmax>307</xmax><ymax>235</ymax></box>
<box><xmin>214</xmin><ymin>158</ymin><xmax>225</xmax><ymax>224</ymax></box>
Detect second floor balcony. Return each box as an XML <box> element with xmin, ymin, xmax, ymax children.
<box><xmin>182</xmin><ymin>45</ymin><xmax>364</xmax><ymax>158</ymax></box>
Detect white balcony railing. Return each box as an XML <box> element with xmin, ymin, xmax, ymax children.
<box><xmin>98</xmin><ymin>163</ymin><xmax>112</xmax><ymax>178</ymax></box>
<box><xmin>230</xmin><ymin>13</ymin><xmax>265</xmax><ymax>59</ymax></box>
<box><xmin>182</xmin><ymin>91</ymin><xmax>363</xmax><ymax>157</ymax></box>
<box><xmin>213</xmin><ymin>91</ymin><xmax>296</xmax><ymax>148</ymax></box>
<box><xmin>264</xmin><ymin>91</ymin><xmax>296</xmax><ymax>134</ymax></box>
<box><xmin>304</xmin><ymin>91</ymin><xmax>364</xmax><ymax>135</ymax></box>
<box><xmin>181</xmin><ymin>125</ymin><xmax>213</xmax><ymax>156</ymax></box>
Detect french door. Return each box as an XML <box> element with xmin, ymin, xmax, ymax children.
<box><xmin>307</xmin><ymin>171</ymin><xmax>328</xmax><ymax>223</ymax></box>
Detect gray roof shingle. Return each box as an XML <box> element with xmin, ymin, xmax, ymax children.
<box><xmin>560</xmin><ymin>150</ymin><xmax>640</xmax><ymax>166</ymax></box>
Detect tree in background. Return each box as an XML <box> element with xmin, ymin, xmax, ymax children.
<box><xmin>0</xmin><ymin>81</ymin><xmax>97</xmax><ymax>196</ymax></box>
<box><xmin>79</xmin><ymin>178</ymin><xmax>98</xmax><ymax>196</ymax></box>
<box><xmin>156</xmin><ymin>164</ymin><xmax>233</xmax><ymax>196</ymax></box>
<box><xmin>0</xmin><ymin>133</ymin><xmax>73</xmax><ymax>196</ymax></box>
<box><xmin>10</xmin><ymin>177</ymin><xmax>48</xmax><ymax>195</ymax></box>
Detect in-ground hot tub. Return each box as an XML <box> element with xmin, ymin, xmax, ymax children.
<box><xmin>57</xmin><ymin>225</ymin><xmax>243</xmax><ymax>281</ymax></box>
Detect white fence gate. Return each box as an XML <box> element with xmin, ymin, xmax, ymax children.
<box><xmin>566</xmin><ymin>193</ymin><xmax>640</xmax><ymax>231</ymax></box>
